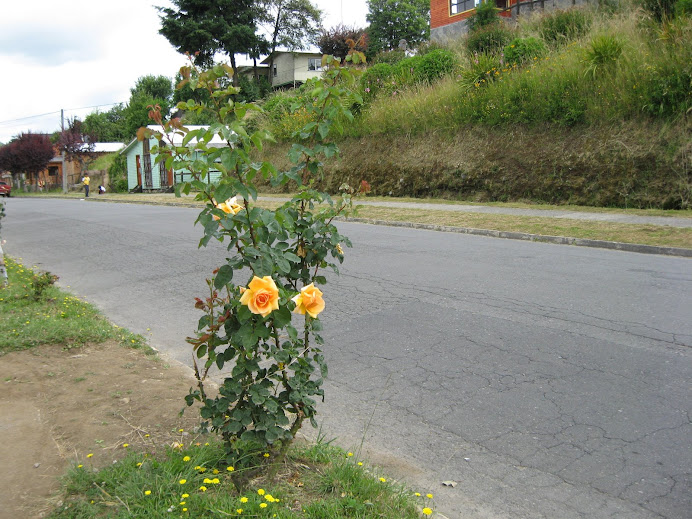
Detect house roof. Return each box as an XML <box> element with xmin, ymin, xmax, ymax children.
<box><xmin>260</xmin><ymin>50</ymin><xmax>322</xmax><ymax>65</ymax></box>
<box><xmin>120</xmin><ymin>126</ymin><xmax>230</xmax><ymax>156</ymax></box>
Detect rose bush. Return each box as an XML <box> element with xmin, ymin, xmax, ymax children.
<box><xmin>144</xmin><ymin>51</ymin><xmax>367</xmax><ymax>483</ymax></box>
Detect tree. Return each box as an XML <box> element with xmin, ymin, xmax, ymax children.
<box><xmin>366</xmin><ymin>0</ymin><xmax>430</xmax><ymax>55</ymax></box>
<box><xmin>318</xmin><ymin>25</ymin><xmax>368</xmax><ymax>62</ymax></box>
<box><xmin>259</xmin><ymin>0</ymin><xmax>322</xmax><ymax>81</ymax></box>
<box><xmin>124</xmin><ymin>75</ymin><xmax>173</xmax><ymax>138</ymax></box>
<box><xmin>83</xmin><ymin>104</ymin><xmax>128</xmax><ymax>142</ymax></box>
<box><xmin>158</xmin><ymin>0</ymin><xmax>266</xmax><ymax>84</ymax></box>
<box><xmin>57</xmin><ymin>118</ymin><xmax>98</xmax><ymax>175</ymax></box>
<box><xmin>0</xmin><ymin>133</ymin><xmax>54</xmax><ymax>190</ymax></box>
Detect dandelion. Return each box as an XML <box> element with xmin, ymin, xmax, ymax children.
<box><xmin>179</xmin><ymin>429</ymin><xmax>184</xmax><ymax>433</ymax></box>
<box><xmin>183</xmin><ymin>508</ymin><xmax>188</xmax><ymax>512</ymax></box>
<box><xmin>257</xmin><ymin>489</ymin><xmax>266</xmax><ymax>496</ymax></box>
<box><xmin>87</xmin><ymin>453</ymin><xmax>93</xmax><ymax>458</ymax></box>
<box><xmin>183</xmin><ymin>456</ymin><xmax>191</xmax><ymax>462</ymax></box>
<box><xmin>77</xmin><ymin>464</ymin><xmax>83</xmax><ymax>469</ymax></box>
<box><xmin>415</xmin><ymin>492</ymin><xmax>421</xmax><ymax>497</ymax></box>
<box><xmin>145</xmin><ymin>490</ymin><xmax>152</xmax><ymax>495</ymax></box>
<box><xmin>227</xmin><ymin>466</ymin><xmax>235</xmax><ymax>472</ymax></box>
<box><xmin>260</xmin><ymin>503</ymin><xmax>268</xmax><ymax>509</ymax></box>
<box><xmin>199</xmin><ymin>486</ymin><xmax>207</xmax><ymax>492</ymax></box>
<box><xmin>122</xmin><ymin>443</ymin><xmax>129</xmax><ymax>448</ymax></box>
<box><xmin>422</xmin><ymin>507</ymin><xmax>433</xmax><ymax>516</ymax></box>
<box><xmin>212</xmin><ymin>478</ymin><xmax>220</xmax><ymax>484</ymax></box>
<box><xmin>357</xmin><ymin>462</ymin><xmax>363</xmax><ymax>466</ymax></box>
<box><xmin>347</xmin><ymin>452</ymin><xmax>353</xmax><ymax>457</ymax></box>
<box><xmin>263</xmin><ymin>453</ymin><xmax>270</xmax><ymax>458</ymax></box>
<box><xmin>236</xmin><ymin>509</ymin><xmax>243</xmax><ymax>514</ymax></box>
<box><xmin>212</xmin><ymin>469</ymin><xmax>220</xmax><ymax>474</ymax></box>
<box><xmin>179</xmin><ymin>479</ymin><xmax>187</xmax><ymax>485</ymax></box>
<box><xmin>240</xmin><ymin>497</ymin><xmax>248</xmax><ymax>503</ymax></box>
<box><xmin>182</xmin><ymin>494</ymin><xmax>189</xmax><ymax>498</ymax></box>
<box><xmin>426</xmin><ymin>493</ymin><xmax>433</xmax><ymax>499</ymax></box>
<box><xmin>204</xmin><ymin>478</ymin><xmax>213</xmax><ymax>484</ymax></box>
<box><xmin>379</xmin><ymin>477</ymin><xmax>387</xmax><ymax>483</ymax></box>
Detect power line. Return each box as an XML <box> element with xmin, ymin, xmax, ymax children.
<box><xmin>0</xmin><ymin>102</ymin><xmax>123</xmax><ymax>127</ymax></box>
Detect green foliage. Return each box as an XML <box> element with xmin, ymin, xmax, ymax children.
<box><xmin>108</xmin><ymin>153</ymin><xmax>128</xmax><ymax>193</ymax></box>
<box><xmin>675</xmin><ymin>0</ymin><xmax>692</xmax><ymax>16</ymax></box>
<box><xmin>459</xmin><ymin>53</ymin><xmax>503</xmax><ymax>89</ymax></box>
<box><xmin>504</xmin><ymin>37</ymin><xmax>547</xmax><ymax>65</ymax></box>
<box><xmin>538</xmin><ymin>8</ymin><xmax>593</xmax><ymax>46</ymax></box>
<box><xmin>152</xmin><ymin>55</ymin><xmax>367</xmax><ymax>469</ymax></box>
<box><xmin>366</xmin><ymin>0</ymin><xmax>430</xmax><ymax>54</ymax></box>
<box><xmin>466</xmin><ymin>23</ymin><xmax>514</xmax><ymax>55</ymax></box>
<box><xmin>468</xmin><ymin>0</ymin><xmax>500</xmax><ymax>32</ymax></box>
<box><xmin>82</xmin><ymin>104</ymin><xmax>128</xmax><ymax>142</ymax></box>
<box><xmin>415</xmin><ymin>49</ymin><xmax>457</xmax><ymax>83</ymax></box>
<box><xmin>583</xmin><ymin>34</ymin><xmax>624</xmax><ymax>78</ymax></box>
<box><xmin>237</xmin><ymin>74</ymin><xmax>273</xmax><ymax>103</ymax></box>
<box><xmin>362</xmin><ymin>63</ymin><xmax>395</xmax><ymax>102</ymax></box>
<box><xmin>639</xmin><ymin>0</ymin><xmax>677</xmax><ymax>20</ymax></box>
<box><xmin>125</xmin><ymin>75</ymin><xmax>174</xmax><ymax>138</ymax></box>
<box><xmin>372</xmin><ymin>48</ymin><xmax>407</xmax><ymax>65</ymax></box>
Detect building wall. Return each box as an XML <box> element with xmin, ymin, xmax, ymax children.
<box><xmin>271</xmin><ymin>52</ymin><xmax>323</xmax><ymax>87</ymax></box>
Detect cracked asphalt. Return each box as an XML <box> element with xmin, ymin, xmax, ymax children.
<box><xmin>3</xmin><ymin>198</ymin><xmax>691</xmax><ymax>519</ymax></box>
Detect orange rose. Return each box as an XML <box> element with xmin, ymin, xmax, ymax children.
<box><xmin>239</xmin><ymin>276</ymin><xmax>280</xmax><ymax>317</ymax></box>
<box><xmin>213</xmin><ymin>196</ymin><xmax>243</xmax><ymax>220</ymax></box>
<box><xmin>291</xmin><ymin>283</ymin><xmax>325</xmax><ymax>318</ymax></box>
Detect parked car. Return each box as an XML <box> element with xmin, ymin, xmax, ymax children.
<box><xmin>0</xmin><ymin>181</ymin><xmax>11</xmax><ymax>197</ymax></box>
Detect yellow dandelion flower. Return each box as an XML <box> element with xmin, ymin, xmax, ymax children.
<box><xmin>227</xmin><ymin>466</ymin><xmax>235</xmax><ymax>472</ymax></box>
<box><xmin>183</xmin><ymin>508</ymin><xmax>188</xmax><ymax>512</ymax></box>
<box><xmin>122</xmin><ymin>443</ymin><xmax>129</xmax><ymax>448</ymax></box>
<box><xmin>199</xmin><ymin>486</ymin><xmax>207</xmax><ymax>492</ymax></box>
<box><xmin>379</xmin><ymin>477</ymin><xmax>386</xmax><ymax>483</ymax></box>
<box><xmin>263</xmin><ymin>453</ymin><xmax>270</xmax><ymax>458</ymax></box>
<box><xmin>183</xmin><ymin>456</ymin><xmax>191</xmax><ymax>462</ymax></box>
<box><xmin>212</xmin><ymin>478</ymin><xmax>220</xmax><ymax>484</ymax></box>
<box><xmin>212</xmin><ymin>469</ymin><xmax>220</xmax><ymax>474</ymax></box>
<box><xmin>236</xmin><ymin>509</ymin><xmax>243</xmax><ymax>514</ymax></box>
<box><xmin>77</xmin><ymin>464</ymin><xmax>83</xmax><ymax>468</ymax></box>
<box><xmin>257</xmin><ymin>489</ymin><xmax>266</xmax><ymax>495</ymax></box>
<box><xmin>423</xmin><ymin>507</ymin><xmax>433</xmax><ymax>516</ymax></box>
<box><xmin>240</xmin><ymin>497</ymin><xmax>248</xmax><ymax>503</ymax></box>
<box><xmin>145</xmin><ymin>490</ymin><xmax>152</xmax><ymax>495</ymax></box>
<box><xmin>357</xmin><ymin>462</ymin><xmax>363</xmax><ymax>466</ymax></box>
<box><xmin>415</xmin><ymin>492</ymin><xmax>421</xmax><ymax>497</ymax></box>
<box><xmin>87</xmin><ymin>453</ymin><xmax>93</xmax><ymax>458</ymax></box>
<box><xmin>347</xmin><ymin>452</ymin><xmax>353</xmax><ymax>457</ymax></box>
<box><xmin>179</xmin><ymin>479</ymin><xmax>187</xmax><ymax>485</ymax></box>
<box><xmin>182</xmin><ymin>494</ymin><xmax>189</xmax><ymax>498</ymax></box>
<box><xmin>137</xmin><ymin>462</ymin><xmax>143</xmax><ymax>467</ymax></box>
<box><xmin>260</xmin><ymin>503</ymin><xmax>268</xmax><ymax>508</ymax></box>
<box><xmin>204</xmin><ymin>478</ymin><xmax>213</xmax><ymax>484</ymax></box>
<box><xmin>426</xmin><ymin>493</ymin><xmax>433</xmax><ymax>499</ymax></box>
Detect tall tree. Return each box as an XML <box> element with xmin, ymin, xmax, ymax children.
<box><xmin>158</xmin><ymin>0</ymin><xmax>265</xmax><ymax>84</ymax></box>
<box><xmin>366</xmin><ymin>0</ymin><xmax>430</xmax><ymax>54</ymax></box>
<box><xmin>124</xmin><ymin>75</ymin><xmax>173</xmax><ymax>138</ymax></box>
<box><xmin>0</xmin><ymin>133</ymin><xmax>54</xmax><ymax>189</ymax></box>
<box><xmin>259</xmin><ymin>0</ymin><xmax>322</xmax><ymax>84</ymax></box>
<box><xmin>83</xmin><ymin>104</ymin><xmax>128</xmax><ymax>142</ymax></box>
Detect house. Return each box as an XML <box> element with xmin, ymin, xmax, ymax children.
<box><xmin>430</xmin><ymin>0</ymin><xmax>587</xmax><ymax>41</ymax></box>
<box><xmin>120</xmin><ymin>126</ymin><xmax>226</xmax><ymax>192</ymax></box>
<box><xmin>260</xmin><ymin>51</ymin><xmax>324</xmax><ymax>89</ymax></box>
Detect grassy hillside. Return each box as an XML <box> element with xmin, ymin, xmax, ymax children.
<box><xmin>254</xmin><ymin>1</ymin><xmax>691</xmax><ymax>209</ymax></box>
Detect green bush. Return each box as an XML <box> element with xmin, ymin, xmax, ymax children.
<box><xmin>107</xmin><ymin>153</ymin><xmax>128</xmax><ymax>192</ymax></box>
<box><xmin>393</xmin><ymin>55</ymin><xmax>425</xmax><ymax>85</ymax></box>
<box><xmin>538</xmin><ymin>8</ymin><xmax>592</xmax><ymax>46</ymax></box>
<box><xmin>675</xmin><ymin>0</ymin><xmax>692</xmax><ymax>16</ymax></box>
<box><xmin>639</xmin><ymin>0</ymin><xmax>676</xmax><ymax>20</ymax></box>
<box><xmin>468</xmin><ymin>0</ymin><xmax>501</xmax><ymax>32</ymax></box>
<box><xmin>504</xmin><ymin>37</ymin><xmax>547</xmax><ymax>65</ymax></box>
<box><xmin>466</xmin><ymin>24</ymin><xmax>514</xmax><ymax>55</ymax></box>
<box><xmin>415</xmin><ymin>49</ymin><xmax>457</xmax><ymax>83</ymax></box>
<box><xmin>361</xmin><ymin>63</ymin><xmax>395</xmax><ymax>102</ymax></box>
<box><xmin>372</xmin><ymin>49</ymin><xmax>406</xmax><ymax>65</ymax></box>
<box><xmin>459</xmin><ymin>53</ymin><xmax>503</xmax><ymax>89</ymax></box>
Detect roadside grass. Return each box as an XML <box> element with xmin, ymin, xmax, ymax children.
<box><xmin>0</xmin><ymin>256</ymin><xmax>147</xmax><ymax>354</ymax></box>
<box><xmin>348</xmin><ymin>206</ymin><xmax>692</xmax><ymax>249</ymax></box>
<box><xmin>47</xmin><ymin>439</ymin><xmax>430</xmax><ymax>519</ymax></box>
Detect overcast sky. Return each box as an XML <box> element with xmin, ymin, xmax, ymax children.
<box><xmin>0</xmin><ymin>0</ymin><xmax>368</xmax><ymax>143</ymax></box>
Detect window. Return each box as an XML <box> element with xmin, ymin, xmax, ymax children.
<box><xmin>451</xmin><ymin>0</ymin><xmax>481</xmax><ymax>14</ymax></box>
<box><xmin>308</xmin><ymin>58</ymin><xmax>322</xmax><ymax>71</ymax></box>
<box><xmin>272</xmin><ymin>64</ymin><xmax>277</xmax><ymax>77</ymax></box>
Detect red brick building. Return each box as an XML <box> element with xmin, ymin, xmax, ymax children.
<box><xmin>430</xmin><ymin>0</ymin><xmax>516</xmax><ymax>40</ymax></box>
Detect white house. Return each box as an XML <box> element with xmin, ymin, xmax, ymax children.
<box><xmin>261</xmin><ymin>51</ymin><xmax>324</xmax><ymax>89</ymax></box>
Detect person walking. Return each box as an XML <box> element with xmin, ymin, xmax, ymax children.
<box><xmin>82</xmin><ymin>174</ymin><xmax>90</xmax><ymax>197</ymax></box>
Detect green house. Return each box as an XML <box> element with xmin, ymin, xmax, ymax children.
<box><xmin>120</xmin><ymin>125</ymin><xmax>226</xmax><ymax>192</ymax></box>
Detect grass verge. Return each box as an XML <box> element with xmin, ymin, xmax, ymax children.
<box><xmin>48</xmin><ymin>438</ymin><xmax>432</xmax><ymax>519</ymax></box>
<box><xmin>0</xmin><ymin>256</ymin><xmax>147</xmax><ymax>354</ymax></box>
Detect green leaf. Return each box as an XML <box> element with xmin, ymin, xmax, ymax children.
<box><xmin>272</xmin><ymin>306</ymin><xmax>292</xmax><ymax>328</ymax></box>
<box><xmin>214</xmin><ymin>264</ymin><xmax>233</xmax><ymax>289</ymax></box>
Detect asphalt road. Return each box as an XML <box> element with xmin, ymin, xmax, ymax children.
<box><xmin>3</xmin><ymin>198</ymin><xmax>691</xmax><ymax>519</ymax></box>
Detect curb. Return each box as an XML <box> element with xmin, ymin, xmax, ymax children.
<box><xmin>337</xmin><ymin>217</ymin><xmax>692</xmax><ymax>258</ymax></box>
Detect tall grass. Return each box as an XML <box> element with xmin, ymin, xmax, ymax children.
<box><xmin>357</xmin><ymin>3</ymin><xmax>691</xmax><ymax>135</ymax></box>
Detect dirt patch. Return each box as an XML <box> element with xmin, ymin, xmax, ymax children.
<box><xmin>0</xmin><ymin>341</ymin><xmax>201</xmax><ymax>519</ymax></box>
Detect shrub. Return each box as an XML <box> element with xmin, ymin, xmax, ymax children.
<box><xmin>459</xmin><ymin>53</ymin><xmax>503</xmax><ymax>89</ymax></box>
<box><xmin>372</xmin><ymin>48</ymin><xmax>406</xmax><ymax>65</ymax></box>
<box><xmin>468</xmin><ymin>0</ymin><xmax>501</xmax><ymax>32</ymax></box>
<box><xmin>415</xmin><ymin>49</ymin><xmax>457</xmax><ymax>83</ymax></box>
<box><xmin>538</xmin><ymin>8</ymin><xmax>592</xmax><ymax>46</ymax></box>
<box><xmin>466</xmin><ymin>24</ymin><xmax>514</xmax><ymax>55</ymax></box>
<box><xmin>393</xmin><ymin>55</ymin><xmax>425</xmax><ymax>85</ymax></box>
<box><xmin>675</xmin><ymin>0</ymin><xmax>692</xmax><ymax>16</ymax></box>
<box><xmin>107</xmin><ymin>153</ymin><xmax>128</xmax><ymax>192</ymax></box>
<box><xmin>504</xmin><ymin>37</ymin><xmax>547</xmax><ymax>65</ymax></box>
<box><xmin>583</xmin><ymin>35</ymin><xmax>624</xmax><ymax>78</ymax></box>
<box><xmin>639</xmin><ymin>0</ymin><xmax>676</xmax><ymax>20</ymax></box>
<box><xmin>361</xmin><ymin>63</ymin><xmax>395</xmax><ymax>102</ymax></box>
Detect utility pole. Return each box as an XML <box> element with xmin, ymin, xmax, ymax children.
<box><xmin>61</xmin><ymin>109</ymin><xmax>67</xmax><ymax>194</ymax></box>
